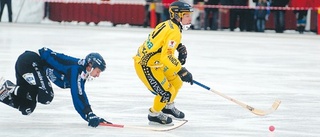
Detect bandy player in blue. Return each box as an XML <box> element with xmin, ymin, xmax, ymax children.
<box><xmin>0</xmin><ymin>47</ymin><xmax>111</xmax><ymax>127</ymax></box>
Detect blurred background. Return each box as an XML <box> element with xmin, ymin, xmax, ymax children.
<box><xmin>0</xmin><ymin>0</ymin><xmax>319</xmax><ymax>34</ymax></box>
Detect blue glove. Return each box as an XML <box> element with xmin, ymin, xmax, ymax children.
<box><xmin>86</xmin><ymin>112</ymin><xmax>111</xmax><ymax>127</ymax></box>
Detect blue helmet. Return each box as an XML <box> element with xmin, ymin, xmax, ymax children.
<box><xmin>85</xmin><ymin>53</ymin><xmax>106</xmax><ymax>71</ymax></box>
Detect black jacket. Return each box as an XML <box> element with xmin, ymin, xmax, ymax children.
<box><xmin>270</xmin><ymin>0</ymin><xmax>290</xmax><ymax>7</ymax></box>
<box><xmin>205</xmin><ymin>0</ymin><xmax>220</xmax><ymax>5</ymax></box>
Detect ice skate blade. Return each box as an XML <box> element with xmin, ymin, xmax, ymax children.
<box><xmin>148</xmin><ymin>121</ymin><xmax>174</xmax><ymax>126</ymax></box>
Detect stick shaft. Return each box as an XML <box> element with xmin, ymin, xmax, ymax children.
<box><xmin>193</xmin><ymin>80</ymin><xmax>280</xmax><ymax>116</ymax></box>
<box><xmin>193</xmin><ymin>80</ymin><xmax>247</xmax><ymax>108</ymax></box>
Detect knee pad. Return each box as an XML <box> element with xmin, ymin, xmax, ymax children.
<box><xmin>37</xmin><ymin>88</ymin><xmax>54</xmax><ymax>104</ymax></box>
<box><xmin>18</xmin><ymin>100</ymin><xmax>36</xmax><ymax>115</ymax></box>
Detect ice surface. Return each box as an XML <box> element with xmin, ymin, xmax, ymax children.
<box><xmin>1</xmin><ymin>23</ymin><xmax>320</xmax><ymax>137</ymax></box>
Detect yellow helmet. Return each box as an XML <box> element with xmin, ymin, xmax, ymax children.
<box><xmin>169</xmin><ymin>1</ymin><xmax>194</xmax><ymax>20</ymax></box>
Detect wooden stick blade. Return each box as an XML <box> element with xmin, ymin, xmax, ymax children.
<box><xmin>250</xmin><ymin>99</ymin><xmax>281</xmax><ymax>116</ymax></box>
<box><xmin>99</xmin><ymin>120</ymin><xmax>188</xmax><ymax>131</ymax></box>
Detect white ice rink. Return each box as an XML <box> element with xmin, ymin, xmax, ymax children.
<box><xmin>1</xmin><ymin>23</ymin><xmax>320</xmax><ymax>137</ymax></box>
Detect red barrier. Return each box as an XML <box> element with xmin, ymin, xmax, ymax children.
<box><xmin>318</xmin><ymin>8</ymin><xmax>320</xmax><ymax>34</ymax></box>
<box><xmin>47</xmin><ymin>2</ymin><xmax>317</xmax><ymax>32</ymax></box>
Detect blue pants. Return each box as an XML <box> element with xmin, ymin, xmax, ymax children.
<box><xmin>256</xmin><ymin>19</ymin><xmax>266</xmax><ymax>32</ymax></box>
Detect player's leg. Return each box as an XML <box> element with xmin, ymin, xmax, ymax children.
<box><xmin>134</xmin><ymin>63</ymin><xmax>174</xmax><ymax>124</ymax></box>
<box><xmin>0</xmin><ymin>77</ymin><xmax>18</xmax><ymax>108</ymax></box>
<box><xmin>0</xmin><ymin>78</ymin><xmax>36</xmax><ymax>115</ymax></box>
<box><xmin>0</xmin><ymin>0</ymin><xmax>5</xmax><ymax>21</ymax></box>
<box><xmin>33</xmin><ymin>65</ymin><xmax>54</xmax><ymax>105</ymax></box>
<box><xmin>7</xmin><ymin>0</ymin><xmax>12</xmax><ymax>22</ymax></box>
<box><xmin>14</xmin><ymin>51</ymin><xmax>53</xmax><ymax>115</ymax></box>
<box><xmin>161</xmin><ymin>72</ymin><xmax>184</xmax><ymax>119</ymax></box>
<box><xmin>0</xmin><ymin>51</ymin><xmax>38</xmax><ymax>115</ymax></box>
<box><xmin>150</xmin><ymin>68</ymin><xmax>186</xmax><ymax>120</ymax></box>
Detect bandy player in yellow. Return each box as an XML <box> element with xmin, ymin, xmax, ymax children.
<box><xmin>133</xmin><ymin>1</ymin><xmax>194</xmax><ymax>125</ymax></box>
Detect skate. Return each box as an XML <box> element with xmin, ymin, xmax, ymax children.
<box><xmin>148</xmin><ymin>108</ymin><xmax>173</xmax><ymax>125</ymax></box>
<box><xmin>0</xmin><ymin>78</ymin><xmax>17</xmax><ymax>108</ymax></box>
<box><xmin>162</xmin><ymin>102</ymin><xmax>185</xmax><ymax>119</ymax></box>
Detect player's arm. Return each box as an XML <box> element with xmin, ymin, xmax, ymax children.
<box><xmin>69</xmin><ymin>66</ymin><xmax>90</xmax><ymax>120</ymax></box>
<box><xmin>176</xmin><ymin>43</ymin><xmax>187</xmax><ymax>65</ymax></box>
<box><xmin>161</xmin><ymin>31</ymin><xmax>193</xmax><ymax>85</ymax></box>
<box><xmin>159</xmin><ymin>31</ymin><xmax>182</xmax><ymax>75</ymax></box>
<box><xmin>69</xmin><ymin>67</ymin><xmax>111</xmax><ymax>127</ymax></box>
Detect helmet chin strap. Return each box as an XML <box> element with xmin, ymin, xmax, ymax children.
<box><xmin>86</xmin><ymin>68</ymin><xmax>95</xmax><ymax>81</ymax></box>
<box><xmin>180</xmin><ymin>22</ymin><xmax>191</xmax><ymax>30</ymax></box>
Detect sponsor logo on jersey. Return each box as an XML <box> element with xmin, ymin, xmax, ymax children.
<box><xmin>168</xmin><ymin>55</ymin><xmax>178</xmax><ymax>66</ymax></box>
<box><xmin>78</xmin><ymin>59</ymin><xmax>85</xmax><ymax>66</ymax></box>
<box><xmin>22</xmin><ymin>73</ymin><xmax>36</xmax><ymax>85</ymax></box>
<box><xmin>160</xmin><ymin>78</ymin><xmax>166</xmax><ymax>85</ymax></box>
<box><xmin>168</xmin><ymin>40</ymin><xmax>176</xmax><ymax>48</ymax></box>
<box><xmin>35</xmin><ymin>67</ymin><xmax>46</xmax><ymax>91</ymax></box>
<box><xmin>146</xmin><ymin>74</ymin><xmax>170</xmax><ymax>103</ymax></box>
<box><xmin>163</xmin><ymin>66</ymin><xmax>168</xmax><ymax>72</ymax></box>
<box><xmin>77</xmin><ymin>75</ymin><xmax>83</xmax><ymax>95</ymax></box>
<box><xmin>46</xmin><ymin>68</ymin><xmax>56</xmax><ymax>82</ymax></box>
<box><xmin>80</xmin><ymin>71</ymin><xmax>87</xmax><ymax>80</ymax></box>
<box><xmin>146</xmin><ymin>35</ymin><xmax>154</xmax><ymax>49</ymax></box>
<box><xmin>167</xmin><ymin>49</ymin><xmax>173</xmax><ymax>54</ymax></box>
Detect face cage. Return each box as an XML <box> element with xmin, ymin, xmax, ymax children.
<box><xmin>173</xmin><ymin>12</ymin><xmax>192</xmax><ymax>20</ymax></box>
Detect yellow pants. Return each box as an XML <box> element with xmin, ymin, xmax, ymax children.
<box><xmin>134</xmin><ymin>62</ymin><xmax>182</xmax><ymax>112</ymax></box>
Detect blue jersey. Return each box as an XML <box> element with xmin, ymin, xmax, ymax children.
<box><xmin>38</xmin><ymin>47</ymin><xmax>91</xmax><ymax>121</ymax></box>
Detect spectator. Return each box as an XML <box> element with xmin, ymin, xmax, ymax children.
<box><xmin>220</xmin><ymin>0</ymin><xmax>233</xmax><ymax>30</ymax></box>
<box><xmin>191</xmin><ymin>0</ymin><xmax>205</xmax><ymax>30</ymax></box>
<box><xmin>143</xmin><ymin>0</ymin><xmax>151</xmax><ymax>27</ymax></box>
<box><xmin>310</xmin><ymin>0</ymin><xmax>320</xmax><ymax>34</ymax></box>
<box><xmin>0</xmin><ymin>0</ymin><xmax>12</xmax><ymax>22</ymax></box>
<box><xmin>270</xmin><ymin>0</ymin><xmax>289</xmax><ymax>33</ymax></box>
<box><xmin>245</xmin><ymin>0</ymin><xmax>256</xmax><ymax>31</ymax></box>
<box><xmin>154</xmin><ymin>0</ymin><xmax>163</xmax><ymax>23</ymax></box>
<box><xmin>290</xmin><ymin>0</ymin><xmax>311</xmax><ymax>34</ymax></box>
<box><xmin>143</xmin><ymin>0</ymin><xmax>163</xmax><ymax>28</ymax></box>
<box><xmin>229</xmin><ymin>0</ymin><xmax>247</xmax><ymax>31</ymax></box>
<box><xmin>43</xmin><ymin>2</ymin><xmax>50</xmax><ymax>19</ymax></box>
<box><xmin>254</xmin><ymin>0</ymin><xmax>270</xmax><ymax>32</ymax></box>
<box><xmin>162</xmin><ymin>0</ymin><xmax>176</xmax><ymax>20</ymax></box>
<box><xmin>204</xmin><ymin>0</ymin><xmax>220</xmax><ymax>30</ymax></box>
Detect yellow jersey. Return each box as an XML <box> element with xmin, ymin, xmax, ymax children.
<box><xmin>134</xmin><ymin>20</ymin><xmax>182</xmax><ymax>75</ymax></box>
